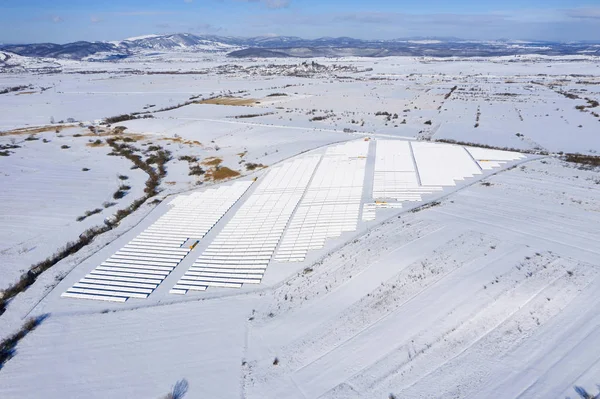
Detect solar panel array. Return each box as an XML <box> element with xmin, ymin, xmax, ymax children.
<box><xmin>61</xmin><ymin>181</ymin><xmax>253</xmax><ymax>302</ymax></box>
<box><xmin>362</xmin><ymin>203</ymin><xmax>377</xmax><ymax>221</ymax></box>
<box><xmin>362</xmin><ymin>202</ymin><xmax>403</xmax><ymax>221</ymax></box>
<box><xmin>171</xmin><ymin>155</ymin><xmax>321</xmax><ymax>294</ymax></box>
<box><xmin>465</xmin><ymin>147</ymin><xmax>526</xmax><ymax>170</ymax></box>
<box><xmin>275</xmin><ymin>141</ymin><xmax>369</xmax><ymax>262</ymax></box>
<box><xmin>411</xmin><ymin>142</ymin><xmax>483</xmax><ymax>187</ymax></box>
<box><xmin>373</xmin><ymin>140</ymin><xmax>443</xmax><ymax>202</ymax></box>
<box><xmin>61</xmin><ymin>139</ymin><xmax>528</xmax><ymax>302</ymax></box>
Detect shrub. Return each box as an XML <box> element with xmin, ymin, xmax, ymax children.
<box><xmin>0</xmin><ymin>315</ymin><xmax>48</xmax><ymax>368</ymax></box>
<box><xmin>245</xmin><ymin>163</ymin><xmax>265</xmax><ymax>171</ymax></box>
<box><xmin>179</xmin><ymin>155</ymin><xmax>198</xmax><ymax>163</ymax></box>
<box><xmin>82</xmin><ymin>168</ymin><xmax>90</xmax><ymax>171</ymax></box>
<box><xmin>103</xmin><ymin>114</ymin><xmax>136</xmax><ymax>124</ymax></box>
<box><xmin>0</xmin><ymin>137</ymin><xmax>174</xmax><ymax>316</ymax></box>
<box><xmin>562</xmin><ymin>153</ymin><xmax>600</xmax><ymax>167</ymax></box>
<box><xmin>235</xmin><ymin>114</ymin><xmax>267</xmax><ymax>119</ymax></box>
<box><xmin>273</xmin><ymin>357</ymin><xmax>279</xmax><ymax>365</ymax></box>
<box><xmin>119</xmin><ymin>184</ymin><xmax>131</xmax><ymax>191</ymax></box>
<box><xmin>24</xmin><ymin>134</ymin><xmax>39</xmax><ymax>141</ymax></box>
<box><xmin>0</xmin><ymin>225</ymin><xmax>112</xmax><ymax>316</ymax></box>
<box><xmin>118</xmin><ymin>174</ymin><xmax>129</xmax><ymax>180</ymax></box>
<box><xmin>189</xmin><ymin>164</ymin><xmax>205</xmax><ymax>176</ymax></box>
<box><xmin>410</xmin><ymin>201</ymin><xmax>441</xmax><ymax>213</ymax></box>
<box><xmin>146</xmin><ymin>150</ymin><xmax>172</xmax><ymax>167</ymax></box>
<box><xmin>0</xmin><ymin>151</ymin><xmax>10</xmax><ymax>156</ymax></box>
<box><xmin>113</xmin><ymin>190</ymin><xmax>126</xmax><ymax>199</ymax></box>
<box><xmin>85</xmin><ymin>208</ymin><xmax>103</xmax><ymax>217</ymax></box>
<box><xmin>60</xmin><ymin>145</ymin><xmax>70</xmax><ymax>149</ymax></box>
<box><xmin>424</xmin><ymin>120</ymin><xmax>432</xmax><ymax>125</ymax></box>
<box><xmin>0</xmin><ymin>85</ymin><xmax>31</xmax><ymax>95</ymax></box>
<box><xmin>102</xmin><ymin>201</ymin><xmax>116</xmax><ymax>208</ymax></box>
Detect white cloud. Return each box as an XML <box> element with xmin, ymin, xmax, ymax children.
<box><xmin>52</xmin><ymin>15</ymin><xmax>64</xmax><ymax>23</ymax></box>
<box><xmin>238</xmin><ymin>0</ymin><xmax>290</xmax><ymax>10</ymax></box>
<box><xmin>564</xmin><ymin>7</ymin><xmax>600</xmax><ymax>19</ymax></box>
<box><xmin>263</xmin><ymin>0</ymin><xmax>289</xmax><ymax>9</ymax></box>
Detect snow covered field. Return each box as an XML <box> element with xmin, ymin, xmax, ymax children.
<box><xmin>1</xmin><ymin>53</ymin><xmax>599</xmax><ymax>399</ymax></box>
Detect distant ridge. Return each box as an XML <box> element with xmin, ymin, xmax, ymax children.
<box><xmin>1</xmin><ymin>33</ymin><xmax>599</xmax><ymax>60</ymax></box>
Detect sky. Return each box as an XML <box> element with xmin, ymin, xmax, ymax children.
<box><xmin>1</xmin><ymin>0</ymin><xmax>600</xmax><ymax>43</ymax></box>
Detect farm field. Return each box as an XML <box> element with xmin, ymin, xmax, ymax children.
<box><xmin>0</xmin><ymin>53</ymin><xmax>599</xmax><ymax>399</ymax></box>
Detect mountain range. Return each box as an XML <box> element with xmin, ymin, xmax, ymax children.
<box><xmin>1</xmin><ymin>33</ymin><xmax>599</xmax><ymax>60</ymax></box>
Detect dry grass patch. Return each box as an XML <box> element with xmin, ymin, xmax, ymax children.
<box><xmin>112</xmin><ymin>133</ymin><xmax>147</xmax><ymax>141</ymax></box>
<box><xmin>82</xmin><ymin>130</ymin><xmax>146</xmax><ymax>140</ymax></box>
<box><xmin>202</xmin><ymin>157</ymin><xmax>223</xmax><ymax>167</ymax></box>
<box><xmin>161</xmin><ymin>137</ymin><xmax>202</xmax><ymax>146</ymax></box>
<box><xmin>86</xmin><ymin>139</ymin><xmax>106</xmax><ymax>147</ymax></box>
<box><xmin>197</xmin><ymin>97</ymin><xmax>258</xmax><ymax>106</ymax></box>
<box><xmin>206</xmin><ymin>166</ymin><xmax>241</xmax><ymax>181</ymax></box>
<box><xmin>15</xmin><ymin>91</ymin><xmax>37</xmax><ymax>95</ymax></box>
<box><xmin>0</xmin><ymin>125</ymin><xmax>74</xmax><ymax>137</ymax></box>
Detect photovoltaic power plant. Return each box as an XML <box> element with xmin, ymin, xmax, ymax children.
<box><xmin>61</xmin><ymin>140</ymin><xmax>525</xmax><ymax>302</ymax></box>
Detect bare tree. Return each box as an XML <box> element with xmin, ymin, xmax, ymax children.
<box><xmin>572</xmin><ymin>385</ymin><xmax>600</xmax><ymax>399</ymax></box>
<box><xmin>163</xmin><ymin>379</ymin><xmax>189</xmax><ymax>399</ymax></box>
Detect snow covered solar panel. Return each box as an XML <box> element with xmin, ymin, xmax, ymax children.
<box><xmin>411</xmin><ymin>142</ymin><xmax>482</xmax><ymax>187</ymax></box>
<box><xmin>465</xmin><ymin>147</ymin><xmax>526</xmax><ymax>162</ymax></box>
<box><xmin>276</xmin><ymin>141</ymin><xmax>369</xmax><ymax>262</ymax></box>
<box><xmin>371</xmin><ymin>140</ymin><xmax>525</xmax><ymax>220</ymax></box>
<box><xmin>172</xmin><ymin>155</ymin><xmax>321</xmax><ymax>294</ymax></box>
<box><xmin>373</xmin><ymin>140</ymin><xmax>441</xmax><ymax>202</ymax></box>
<box><xmin>465</xmin><ymin>146</ymin><xmax>525</xmax><ymax>170</ymax></box>
<box><xmin>362</xmin><ymin>203</ymin><xmax>377</xmax><ymax>221</ymax></box>
<box><xmin>61</xmin><ymin>181</ymin><xmax>252</xmax><ymax>302</ymax></box>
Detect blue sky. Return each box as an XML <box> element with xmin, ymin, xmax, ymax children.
<box><xmin>1</xmin><ymin>0</ymin><xmax>599</xmax><ymax>43</ymax></box>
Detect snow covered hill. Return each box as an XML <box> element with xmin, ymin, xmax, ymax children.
<box><xmin>2</xmin><ymin>34</ymin><xmax>600</xmax><ymax>60</ymax></box>
<box><xmin>117</xmin><ymin>33</ymin><xmax>238</xmax><ymax>52</ymax></box>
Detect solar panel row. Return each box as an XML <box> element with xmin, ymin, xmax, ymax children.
<box><xmin>465</xmin><ymin>147</ymin><xmax>525</xmax><ymax>170</ymax></box>
<box><xmin>62</xmin><ymin>181</ymin><xmax>253</xmax><ymax>302</ymax></box>
<box><xmin>372</xmin><ymin>140</ymin><xmax>435</xmax><ymax>202</ymax></box>
<box><xmin>171</xmin><ymin>155</ymin><xmax>322</xmax><ymax>294</ymax></box>
<box><xmin>371</xmin><ymin>140</ymin><xmax>525</xmax><ymax>220</ymax></box>
<box><xmin>275</xmin><ymin>141</ymin><xmax>369</xmax><ymax>262</ymax></box>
